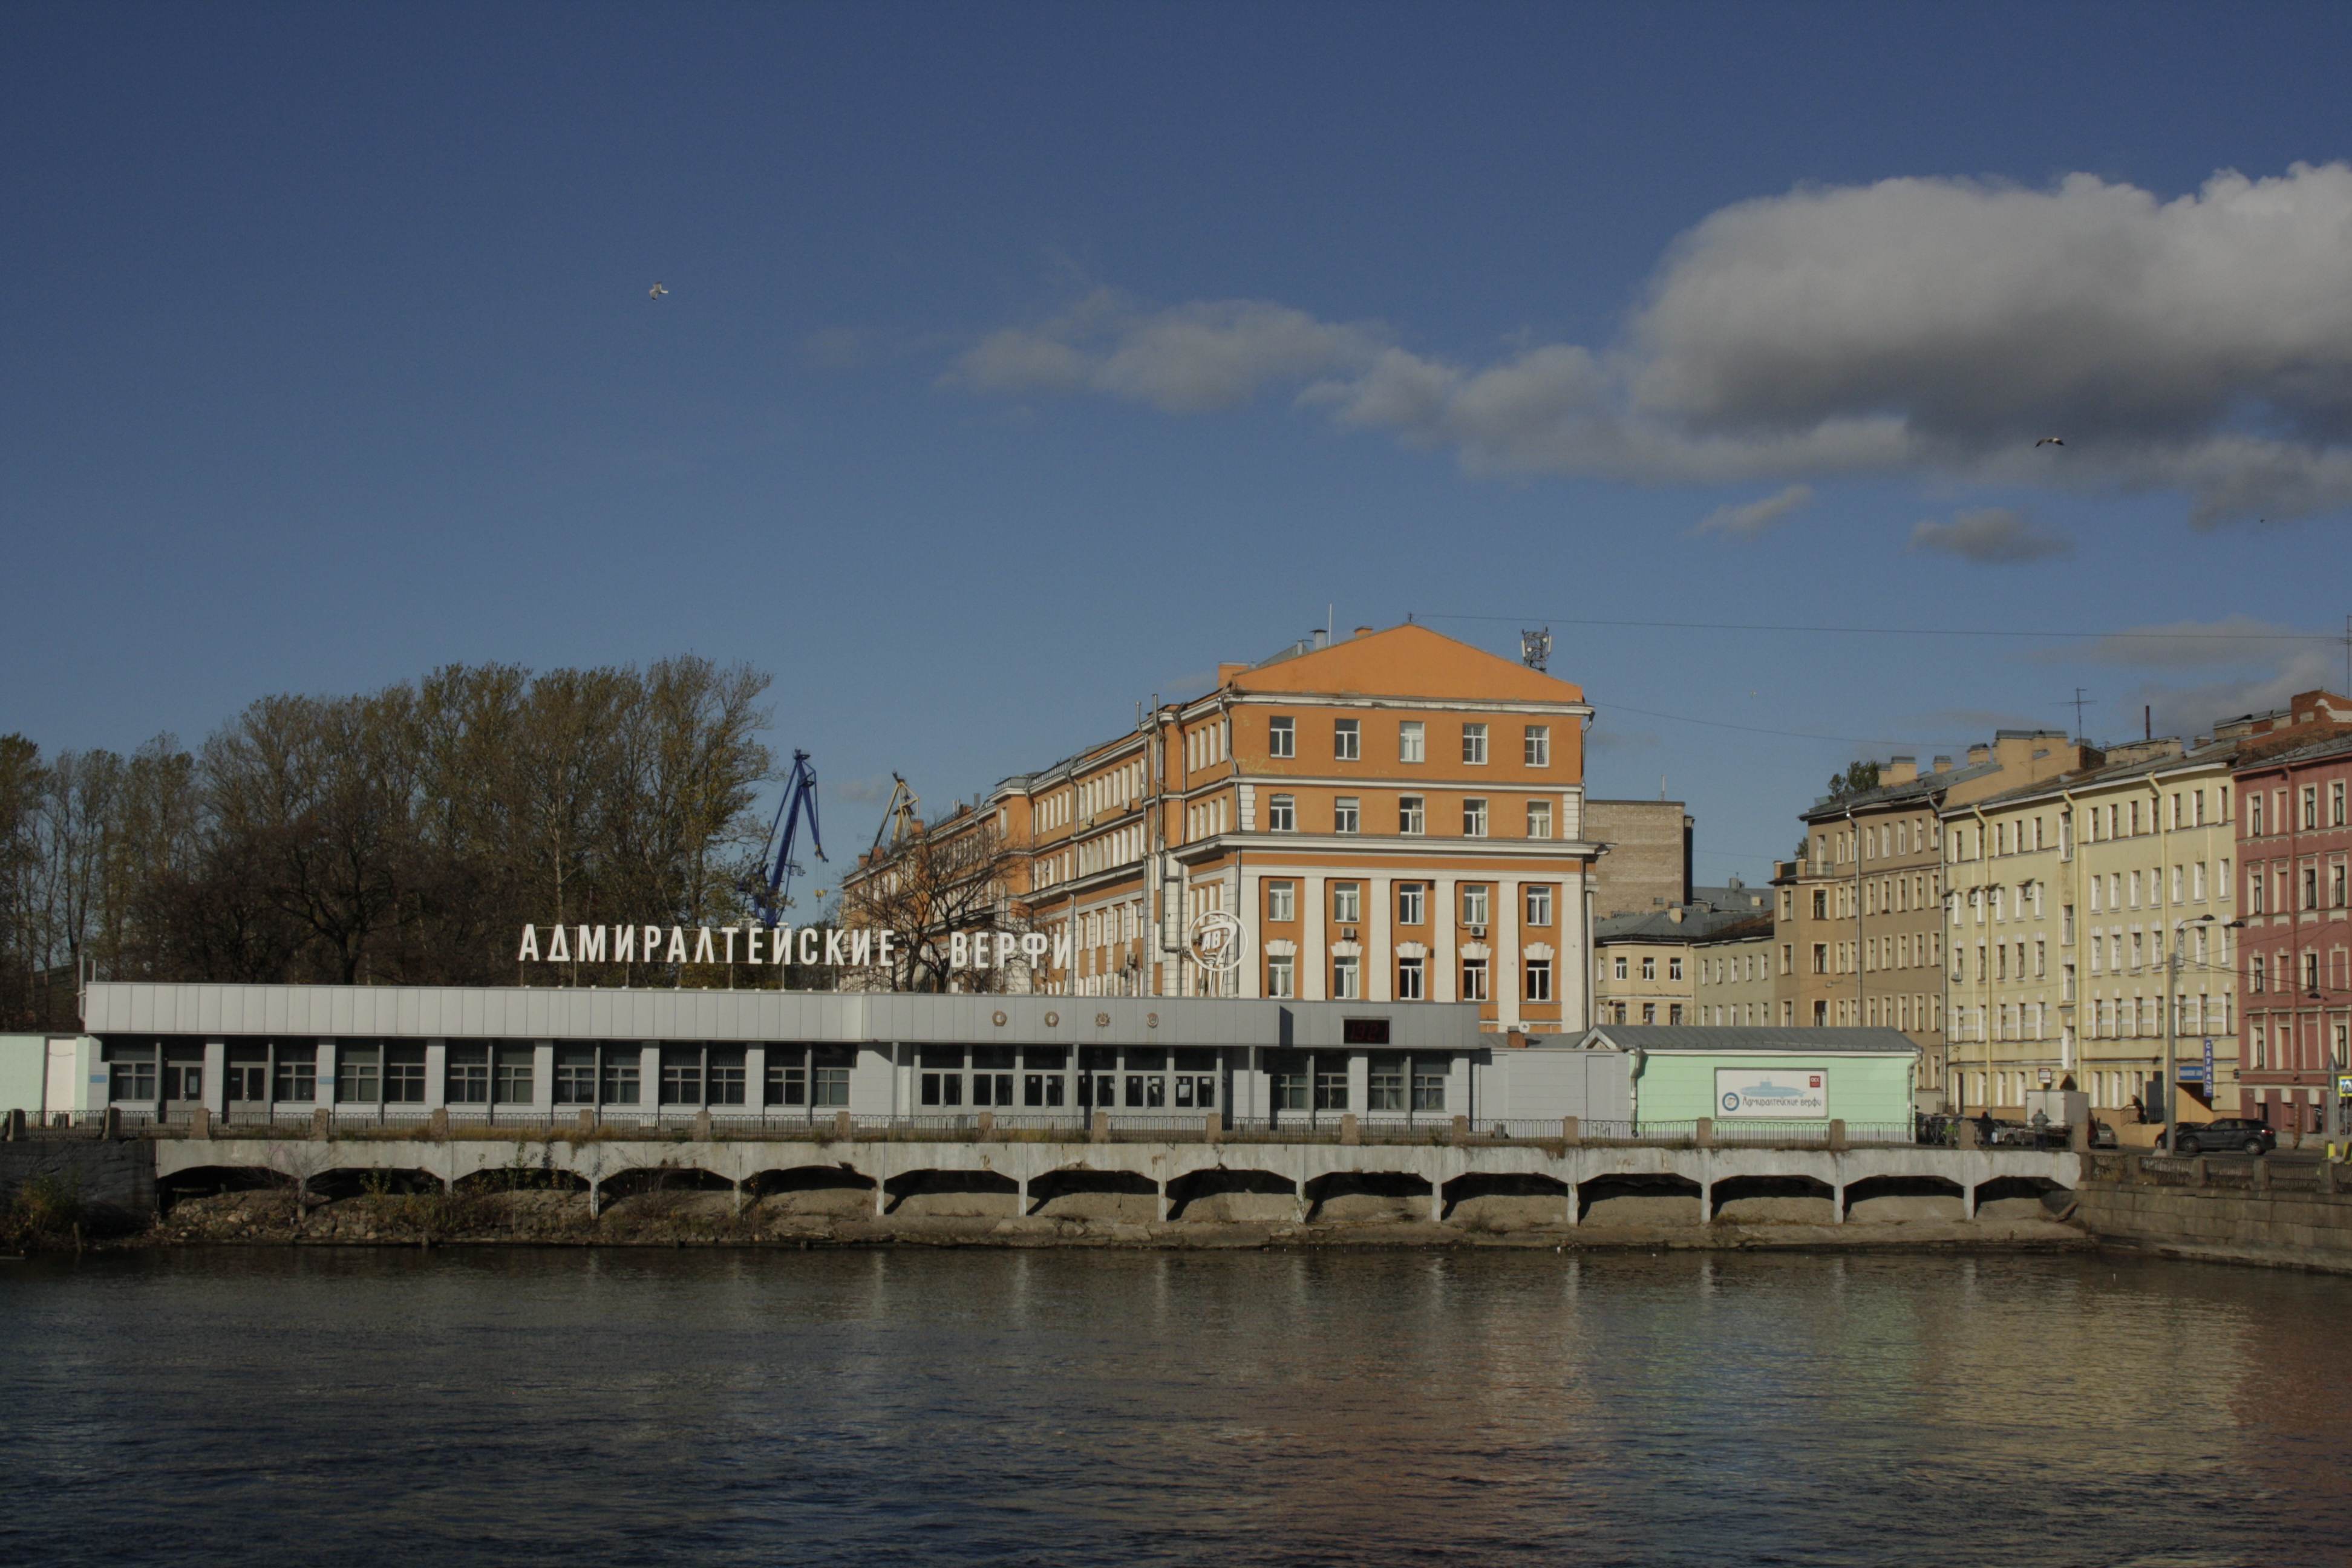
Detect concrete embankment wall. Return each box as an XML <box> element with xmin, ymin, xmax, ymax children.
<box><xmin>0</xmin><ymin>1138</ymin><xmax>155</xmax><ymax>1233</ymax></box>
<box><xmin>2075</xmin><ymin>1172</ymin><xmax>2352</xmax><ymax>1276</ymax></box>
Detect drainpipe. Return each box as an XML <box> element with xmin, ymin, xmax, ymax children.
<box><xmin>2059</xmin><ymin>786</ymin><xmax>2080</xmax><ymax>1080</ymax></box>
<box><xmin>1969</xmin><ymin>802</ymin><xmax>1992</xmax><ymax>1105</ymax></box>
<box><xmin>1846</xmin><ymin>803</ymin><xmax>1864</xmax><ymax>1028</ymax></box>
<box><xmin>2148</xmin><ymin>771</ymin><xmax>2170</xmax><ymax>1121</ymax></box>
<box><xmin>1627</xmin><ymin>1046</ymin><xmax>1645</xmax><ymax>1129</ymax></box>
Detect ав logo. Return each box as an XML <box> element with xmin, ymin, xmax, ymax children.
<box><xmin>1189</xmin><ymin>909</ymin><xmax>1248</xmax><ymax>973</ymax></box>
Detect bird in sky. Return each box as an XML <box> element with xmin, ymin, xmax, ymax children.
<box><xmin>648</xmin><ymin>282</ymin><xmax>668</xmax><ymax>301</ymax></box>
<box><xmin>2034</xmin><ymin>436</ymin><xmax>2064</xmax><ymax>448</ymax></box>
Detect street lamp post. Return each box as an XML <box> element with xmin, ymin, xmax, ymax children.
<box><xmin>2163</xmin><ymin>914</ymin><xmax>2215</xmax><ymax>1154</ymax></box>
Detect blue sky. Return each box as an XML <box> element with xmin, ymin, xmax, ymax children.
<box><xmin>9</xmin><ymin>2</ymin><xmax>2352</xmax><ymax>886</ymax></box>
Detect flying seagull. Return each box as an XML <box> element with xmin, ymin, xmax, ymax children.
<box><xmin>648</xmin><ymin>281</ymin><xmax>668</xmax><ymax>301</ymax></box>
<box><xmin>2034</xmin><ymin>436</ymin><xmax>2064</xmax><ymax>448</ymax></box>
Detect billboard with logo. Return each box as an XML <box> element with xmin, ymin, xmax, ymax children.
<box><xmin>1715</xmin><ymin>1068</ymin><xmax>1828</xmax><ymax>1118</ymax></box>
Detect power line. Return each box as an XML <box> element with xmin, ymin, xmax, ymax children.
<box><xmin>1595</xmin><ymin>699</ymin><xmax>1967</xmax><ymax>750</ymax></box>
<box><xmin>1414</xmin><ymin>610</ymin><xmax>2342</xmax><ymax>644</ymax></box>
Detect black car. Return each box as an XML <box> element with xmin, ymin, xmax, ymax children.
<box><xmin>2164</xmin><ymin>1119</ymin><xmax>2276</xmax><ymax>1156</ymax></box>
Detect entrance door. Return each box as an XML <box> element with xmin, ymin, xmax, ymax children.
<box><xmin>44</xmin><ymin>1039</ymin><xmax>77</xmax><ymax>1123</ymax></box>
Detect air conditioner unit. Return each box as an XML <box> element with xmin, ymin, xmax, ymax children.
<box><xmin>1467</xmin><ymin>924</ymin><xmax>1487</xmax><ymax>938</ymax></box>
<box><xmin>1341</xmin><ymin>926</ymin><xmax>1357</xmax><ymax>941</ymax></box>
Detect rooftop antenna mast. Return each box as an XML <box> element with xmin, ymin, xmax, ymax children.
<box><xmin>2070</xmin><ymin>688</ymin><xmax>2093</xmax><ymax>743</ymax></box>
<box><xmin>1521</xmin><ymin>627</ymin><xmax>1552</xmax><ymax>673</ymax></box>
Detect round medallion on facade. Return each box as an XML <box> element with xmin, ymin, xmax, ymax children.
<box><xmin>1044</xmin><ymin>1011</ymin><xmax>1059</xmax><ymax>1027</ymax></box>
<box><xmin>1096</xmin><ymin>1011</ymin><xmax>1111</xmax><ymax>1027</ymax></box>
<box><xmin>993</xmin><ymin>1010</ymin><xmax>1007</xmax><ymax>1027</ymax></box>
<box><xmin>1146</xmin><ymin>1012</ymin><xmax>1158</xmax><ymax>1028</ymax></box>
<box><xmin>1188</xmin><ymin>909</ymin><xmax>1248</xmax><ymax>973</ymax></box>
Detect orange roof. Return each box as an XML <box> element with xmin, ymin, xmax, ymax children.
<box><xmin>1229</xmin><ymin>624</ymin><xmax>1584</xmax><ymax>703</ymax></box>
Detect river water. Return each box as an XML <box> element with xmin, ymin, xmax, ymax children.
<box><xmin>2</xmin><ymin>1247</ymin><xmax>2347</xmax><ymax>1566</ymax></box>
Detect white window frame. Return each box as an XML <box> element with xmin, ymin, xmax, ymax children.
<box><xmin>1267</xmin><ymin>881</ymin><xmax>1296</xmax><ymax>923</ymax></box>
<box><xmin>1462</xmin><ymin>724</ymin><xmax>1488</xmax><ymax>765</ymax></box>
<box><xmin>1524</xmin><ymin>725</ymin><xmax>1550</xmax><ymax>766</ymax></box>
<box><xmin>1333</xmin><ymin>796</ymin><xmax>1360</xmax><ymax>834</ymax></box>
<box><xmin>1269</xmin><ymin>716</ymin><xmax>1295</xmax><ymax>759</ymax></box>
<box><xmin>1463</xmin><ymin>797</ymin><xmax>1489</xmax><ymax>837</ymax></box>
<box><xmin>1333</xmin><ymin>718</ymin><xmax>1360</xmax><ymax>760</ymax></box>
<box><xmin>1267</xmin><ymin>794</ymin><xmax>1296</xmax><ymax>832</ymax></box>
<box><xmin>1399</xmin><ymin>795</ymin><xmax>1425</xmax><ymax>835</ymax></box>
<box><xmin>1399</xmin><ymin>721</ymin><xmax>1424</xmax><ymax>763</ymax></box>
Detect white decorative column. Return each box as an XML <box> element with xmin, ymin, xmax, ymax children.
<box><xmin>1563</xmin><ymin>864</ymin><xmax>1593</xmax><ymax>1033</ymax></box>
<box><xmin>1302</xmin><ymin>875</ymin><xmax>1328</xmax><ymax>1000</ymax></box>
<box><xmin>203</xmin><ymin>1039</ymin><xmax>227</xmax><ymax>1116</ymax></box>
<box><xmin>639</xmin><ymin>1043</ymin><xmax>662</xmax><ymax>1122</ymax></box>
<box><xmin>1432</xmin><ymin>874</ymin><xmax>1458</xmax><ymax>1003</ymax></box>
<box><xmin>1496</xmin><ymin>878</ymin><xmax>1522</xmax><ymax>1027</ymax></box>
<box><xmin>424</xmin><ymin>1039</ymin><xmax>448</xmax><ymax>1111</ymax></box>
<box><xmin>1368</xmin><ymin>874</ymin><xmax>1393</xmax><ymax>1001</ymax></box>
<box><xmin>1238</xmin><ymin>867</ymin><xmax>1263</xmax><ymax>998</ymax></box>
<box><xmin>532</xmin><ymin>1042</ymin><xmax>555</xmax><ymax>1118</ymax></box>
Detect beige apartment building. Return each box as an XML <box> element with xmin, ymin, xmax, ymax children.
<box><xmin>1941</xmin><ymin>739</ymin><xmax>2244</xmax><ymax>1120</ymax></box>
<box><xmin>1592</xmin><ymin>904</ymin><xmax>1764</xmax><ymax>1026</ymax></box>
<box><xmin>1777</xmin><ymin>731</ymin><xmax>2095</xmax><ymax>1100</ymax></box>
<box><xmin>1691</xmin><ymin>913</ymin><xmax>1776</xmax><ymax>1027</ymax></box>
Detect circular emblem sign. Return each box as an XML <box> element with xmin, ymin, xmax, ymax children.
<box><xmin>1189</xmin><ymin>909</ymin><xmax>1248</xmax><ymax>973</ymax></box>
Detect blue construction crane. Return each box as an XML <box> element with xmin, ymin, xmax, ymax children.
<box><xmin>744</xmin><ymin>750</ymin><xmax>825</xmax><ymax>930</ymax></box>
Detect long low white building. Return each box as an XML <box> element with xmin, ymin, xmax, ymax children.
<box><xmin>73</xmin><ymin>982</ymin><xmax>1516</xmax><ymax>1132</ymax></box>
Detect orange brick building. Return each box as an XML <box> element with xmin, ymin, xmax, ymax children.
<box><xmin>856</xmin><ymin>624</ymin><xmax>1601</xmax><ymax>1033</ymax></box>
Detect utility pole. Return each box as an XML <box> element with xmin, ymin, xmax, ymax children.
<box><xmin>2164</xmin><ymin>915</ymin><xmax>2213</xmax><ymax>1154</ymax></box>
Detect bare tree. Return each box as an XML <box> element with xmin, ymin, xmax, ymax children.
<box><xmin>841</xmin><ymin>810</ymin><xmax>1031</xmax><ymax>992</ymax></box>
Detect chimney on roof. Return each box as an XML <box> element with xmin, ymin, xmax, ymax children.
<box><xmin>1967</xmin><ymin>743</ymin><xmax>1991</xmax><ymax>766</ymax></box>
<box><xmin>1883</xmin><ymin>756</ymin><xmax>1918</xmax><ymax>785</ymax></box>
<box><xmin>1312</xmin><ymin>628</ymin><xmax>1328</xmax><ymax>650</ymax></box>
<box><xmin>1932</xmin><ymin>754</ymin><xmax>1952</xmax><ymax>771</ymax></box>
<box><xmin>1353</xmin><ymin>626</ymin><xmax>1374</xmax><ymax>639</ymax></box>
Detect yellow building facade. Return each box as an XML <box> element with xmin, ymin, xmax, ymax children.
<box><xmin>1941</xmin><ymin>740</ymin><xmax>2240</xmax><ymax>1119</ymax></box>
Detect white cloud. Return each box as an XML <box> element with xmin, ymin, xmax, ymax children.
<box><xmin>1698</xmin><ymin>482</ymin><xmax>1813</xmax><ymax>535</ymax></box>
<box><xmin>2127</xmin><ymin>645</ymin><xmax>2346</xmax><ymax>739</ymax></box>
<box><xmin>952</xmin><ymin>164</ymin><xmax>2352</xmax><ymax>524</ymax></box>
<box><xmin>1906</xmin><ymin>508</ymin><xmax>2073</xmax><ymax>563</ymax></box>
<box><xmin>942</xmin><ymin>288</ymin><xmax>1386</xmax><ymax>413</ymax></box>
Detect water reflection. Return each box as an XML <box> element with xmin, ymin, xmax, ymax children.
<box><xmin>1</xmin><ymin>1247</ymin><xmax>2346</xmax><ymax>1566</ymax></box>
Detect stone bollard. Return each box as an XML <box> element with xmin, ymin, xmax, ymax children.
<box><xmin>189</xmin><ymin>1105</ymin><xmax>212</xmax><ymax>1140</ymax></box>
<box><xmin>1340</xmin><ymin>1113</ymin><xmax>1360</xmax><ymax>1146</ymax></box>
<box><xmin>101</xmin><ymin>1106</ymin><xmax>122</xmax><ymax>1140</ymax></box>
<box><xmin>578</xmin><ymin>1107</ymin><xmax>596</xmax><ymax>1135</ymax></box>
<box><xmin>4</xmin><ymin>1107</ymin><xmax>26</xmax><ymax>1140</ymax></box>
<box><xmin>310</xmin><ymin>1108</ymin><xmax>329</xmax><ymax>1142</ymax></box>
<box><xmin>2321</xmin><ymin>1160</ymin><xmax>2339</xmax><ymax>1195</ymax></box>
<box><xmin>1827</xmin><ymin>1118</ymin><xmax>1849</xmax><ymax>1153</ymax></box>
<box><xmin>2253</xmin><ymin>1157</ymin><xmax>2272</xmax><ymax>1191</ymax></box>
<box><xmin>1449</xmin><ymin>1114</ymin><xmax>1469</xmax><ymax>1147</ymax></box>
<box><xmin>2190</xmin><ymin>1157</ymin><xmax>2208</xmax><ymax>1188</ymax></box>
<box><xmin>976</xmin><ymin>1111</ymin><xmax>995</xmax><ymax>1140</ymax></box>
<box><xmin>834</xmin><ymin>1109</ymin><xmax>854</xmax><ymax>1143</ymax></box>
<box><xmin>1695</xmin><ymin>1117</ymin><xmax>1714</xmax><ymax>1150</ymax></box>
<box><xmin>2069</xmin><ymin>1119</ymin><xmax>2091</xmax><ymax>1153</ymax></box>
<box><xmin>1204</xmin><ymin>1110</ymin><xmax>1223</xmax><ymax>1144</ymax></box>
<box><xmin>693</xmin><ymin>1109</ymin><xmax>712</xmax><ymax>1142</ymax></box>
<box><xmin>1561</xmin><ymin>1115</ymin><xmax>1581</xmax><ymax>1147</ymax></box>
<box><xmin>428</xmin><ymin>1107</ymin><xmax>449</xmax><ymax>1140</ymax></box>
<box><xmin>1958</xmin><ymin>1119</ymin><xmax>1981</xmax><ymax>1150</ymax></box>
<box><xmin>1091</xmin><ymin>1110</ymin><xmax>1110</xmax><ymax>1144</ymax></box>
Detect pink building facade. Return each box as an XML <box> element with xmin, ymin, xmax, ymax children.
<box><xmin>2235</xmin><ymin>730</ymin><xmax>2352</xmax><ymax>1136</ymax></box>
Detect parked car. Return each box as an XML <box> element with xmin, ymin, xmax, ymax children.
<box><xmin>2089</xmin><ymin>1120</ymin><xmax>2118</xmax><ymax>1149</ymax></box>
<box><xmin>2161</xmin><ymin>1119</ymin><xmax>2276</xmax><ymax>1157</ymax></box>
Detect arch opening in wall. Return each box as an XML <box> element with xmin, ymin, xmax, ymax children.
<box><xmin>1441</xmin><ymin>1171</ymin><xmax>1567</xmax><ymax>1227</ymax></box>
<box><xmin>1165</xmin><ymin>1168</ymin><xmax>1294</xmax><ymax>1222</ymax></box>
